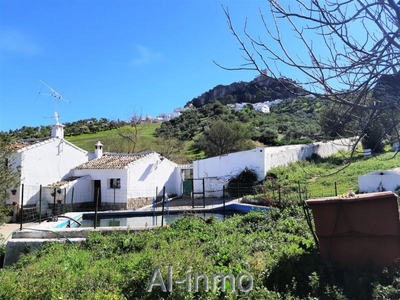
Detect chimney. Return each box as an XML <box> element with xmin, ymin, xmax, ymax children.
<box><xmin>51</xmin><ymin>122</ymin><xmax>64</xmax><ymax>139</ymax></box>
<box><xmin>94</xmin><ymin>141</ymin><xmax>103</xmax><ymax>159</ymax></box>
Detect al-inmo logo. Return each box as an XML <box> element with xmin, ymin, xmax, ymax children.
<box><xmin>147</xmin><ymin>267</ymin><xmax>253</xmax><ymax>293</ymax></box>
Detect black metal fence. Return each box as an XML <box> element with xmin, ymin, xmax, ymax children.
<box><xmin>8</xmin><ymin>180</ymin><xmax>342</xmax><ymax>227</ymax></box>
<box><xmin>225</xmin><ymin>181</ymin><xmax>340</xmax><ymax>208</ymax></box>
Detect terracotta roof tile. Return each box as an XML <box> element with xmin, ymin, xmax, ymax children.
<box><xmin>75</xmin><ymin>151</ymin><xmax>153</xmax><ymax>170</ymax></box>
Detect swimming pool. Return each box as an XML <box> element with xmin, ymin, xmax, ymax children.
<box><xmin>51</xmin><ymin>203</ymin><xmax>268</xmax><ymax>229</ymax></box>
<box><xmin>79</xmin><ymin>211</ymin><xmax>236</xmax><ymax>228</ymax></box>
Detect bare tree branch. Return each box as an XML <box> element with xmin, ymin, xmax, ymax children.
<box><xmin>216</xmin><ymin>0</ymin><xmax>400</xmax><ymax>158</ymax></box>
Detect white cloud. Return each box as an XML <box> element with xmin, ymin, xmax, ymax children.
<box><xmin>130</xmin><ymin>45</ymin><xmax>162</xmax><ymax>66</ymax></box>
<box><xmin>0</xmin><ymin>28</ymin><xmax>41</xmax><ymax>55</ymax></box>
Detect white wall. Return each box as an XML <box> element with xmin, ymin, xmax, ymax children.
<box><xmin>8</xmin><ymin>139</ymin><xmax>89</xmax><ymax>205</ymax></box>
<box><xmin>193</xmin><ymin>138</ymin><xmax>355</xmax><ymax>198</ymax></box>
<box><xmin>194</xmin><ymin>147</ymin><xmax>266</xmax><ymax>180</ymax></box>
<box><xmin>358</xmin><ymin>170</ymin><xmax>400</xmax><ymax>193</ymax></box>
<box><xmin>73</xmin><ymin>169</ymin><xmax>128</xmax><ymax>204</ymax></box>
<box><xmin>193</xmin><ymin>147</ymin><xmax>266</xmax><ymax>198</ymax></box>
<box><xmin>127</xmin><ymin>153</ymin><xmax>180</xmax><ymax>198</ymax></box>
<box><xmin>264</xmin><ymin>138</ymin><xmax>353</xmax><ymax>171</ymax></box>
<box><xmin>20</xmin><ymin>139</ymin><xmax>88</xmax><ymax>186</ymax></box>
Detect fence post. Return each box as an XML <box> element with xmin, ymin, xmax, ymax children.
<box><xmin>223</xmin><ymin>185</ymin><xmax>226</xmax><ymax>220</ymax></box>
<box><xmin>298</xmin><ymin>181</ymin><xmax>302</xmax><ymax>203</ymax></box>
<box><xmin>39</xmin><ymin>184</ymin><xmax>42</xmax><ymax>224</ymax></box>
<box><xmin>94</xmin><ymin>187</ymin><xmax>99</xmax><ymax>229</ymax></box>
<box><xmin>19</xmin><ymin>184</ymin><xmax>24</xmax><ymax>231</ymax></box>
<box><xmin>113</xmin><ymin>187</ymin><xmax>116</xmax><ymax>211</ymax></box>
<box><xmin>161</xmin><ymin>186</ymin><xmax>166</xmax><ymax>227</ymax></box>
<box><xmin>63</xmin><ymin>188</ymin><xmax>66</xmax><ymax>214</ymax></box>
<box><xmin>334</xmin><ymin>182</ymin><xmax>338</xmax><ymax>197</ymax></box>
<box><xmin>53</xmin><ymin>187</ymin><xmax>56</xmax><ymax>216</ymax></box>
<box><xmin>278</xmin><ymin>184</ymin><xmax>281</xmax><ymax>208</ymax></box>
<box><xmin>71</xmin><ymin>187</ymin><xmax>75</xmax><ymax>212</ymax></box>
<box><xmin>202</xmin><ymin>178</ymin><xmax>205</xmax><ymax>208</ymax></box>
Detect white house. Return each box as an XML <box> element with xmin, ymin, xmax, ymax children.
<box><xmin>192</xmin><ymin>137</ymin><xmax>355</xmax><ymax>198</ymax></box>
<box><xmin>73</xmin><ymin>146</ymin><xmax>180</xmax><ymax>210</ymax></box>
<box><xmin>252</xmin><ymin>103</ymin><xmax>270</xmax><ymax>113</ymax></box>
<box><xmin>7</xmin><ymin>120</ymin><xmax>182</xmax><ymax>211</ymax></box>
<box><xmin>7</xmin><ymin>122</ymin><xmax>89</xmax><ymax>206</ymax></box>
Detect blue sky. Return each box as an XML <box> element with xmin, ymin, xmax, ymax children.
<box><xmin>1</xmin><ymin>0</ymin><xmax>285</xmax><ymax>132</ymax></box>
<box><xmin>2</xmin><ymin>0</ymin><xmax>370</xmax><ymax>133</ymax></box>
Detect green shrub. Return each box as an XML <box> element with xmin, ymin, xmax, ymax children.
<box><xmin>227</xmin><ymin>168</ymin><xmax>259</xmax><ymax>197</ymax></box>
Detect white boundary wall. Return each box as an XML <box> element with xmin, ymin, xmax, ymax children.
<box><xmin>193</xmin><ymin>138</ymin><xmax>355</xmax><ymax>198</ymax></box>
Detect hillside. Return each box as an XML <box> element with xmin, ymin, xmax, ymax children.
<box><xmin>157</xmin><ymin>97</ymin><xmax>325</xmax><ymax>144</ymax></box>
<box><xmin>186</xmin><ymin>74</ymin><xmax>308</xmax><ymax>108</ymax></box>
<box><xmin>65</xmin><ymin>123</ymin><xmax>161</xmax><ymax>152</ymax></box>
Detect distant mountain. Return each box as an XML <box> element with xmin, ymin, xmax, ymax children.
<box><xmin>185</xmin><ymin>74</ymin><xmax>308</xmax><ymax>108</ymax></box>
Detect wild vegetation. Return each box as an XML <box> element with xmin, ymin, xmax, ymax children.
<box><xmin>0</xmin><ymin>208</ymin><xmax>399</xmax><ymax>299</ymax></box>
<box><xmin>156</xmin><ymin>97</ymin><xmax>325</xmax><ymax>157</ymax></box>
<box><xmin>3</xmin><ymin>118</ymin><xmax>128</xmax><ymax>140</ymax></box>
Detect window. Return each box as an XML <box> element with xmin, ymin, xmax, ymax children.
<box><xmin>109</xmin><ymin>178</ymin><xmax>121</xmax><ymax>189</ymax></box>
<box><xmin>182</xmin><ymin>169</ymin><xmax>193</xmax><ymax>180</ymax></box>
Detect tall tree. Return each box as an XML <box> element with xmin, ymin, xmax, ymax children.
<box><xmin>115</xmin><ymin>110</ymin><xmax>143</xmax><ymax>153</ymax></box>
<box><xmin>195</xmin><ymin>120</ymin><xmax>254</xmax><ymax>157</ymax></box>
<box><xmin>216</xmin><ymin>1</ymin><xmax>400</xmax><ymax>155</ymax></box>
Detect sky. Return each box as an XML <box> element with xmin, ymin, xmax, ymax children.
<box><xmin>0</xmin><ymin>0</ymin><xmax>280</xmax><ymax>132</ymax></box>
<box><xmin>0</xmin><ymin>0</ymin><xmax>373</xmax><ymax>132</ymax></box>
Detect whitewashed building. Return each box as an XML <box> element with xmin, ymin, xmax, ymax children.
<box><xmin>7</xmin><ymin>122</ymin><xmax>89</xmax><ymax>206</ymax></box>
<box><xmin>73</xmin><ymin>147</ymin><xmax>180</xmax><ymax>210</ymax></box>
<box><xmin>7</xmin><ymin>121</ymin><xmax>181</xmax><ymax>210</ymax></box>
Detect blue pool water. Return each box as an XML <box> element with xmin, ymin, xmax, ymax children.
<box><xmin>79</xmin><ymin>212</ymin><xmax>235</xmax><ymax>228</ymax></box>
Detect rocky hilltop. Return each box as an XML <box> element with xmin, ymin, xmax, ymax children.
<box><xmin>185</xmin><ymin>74</ymin><xmax>308</xmax><ymax>108</ymax></box>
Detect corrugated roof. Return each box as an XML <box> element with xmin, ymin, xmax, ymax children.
<box><xmin>75</xmin><ymin>151</ymin><xmax>154</xmax><ymax>170</ymax></box>
<box><xmin>9</xmin><ymin>138</ymin><xmax>52</xmax><ymax>151</ymax></box>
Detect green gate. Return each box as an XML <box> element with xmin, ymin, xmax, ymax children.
<box><xmin>182</xmin><ymin>179</ymin><xmax>193</xmax><ymax>195</ymax></box>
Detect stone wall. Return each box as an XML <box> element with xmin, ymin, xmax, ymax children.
<box><xmin>126</xmin><ymin>197</ymin><xmax>153</xmax><ymax>210</ymax></box>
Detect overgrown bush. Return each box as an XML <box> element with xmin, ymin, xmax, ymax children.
<box><xmin>226</xmin><ymin>168</ymin><xmax>259</xmax><ymax>197</ymax></box>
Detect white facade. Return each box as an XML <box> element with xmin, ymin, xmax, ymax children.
<box><xmin>7</xmin><ymin>123</ymin><xmax>183</xmax><ymax>209</ymax></box>
<box><xmin>73</xmin><ymin>152</ymin><xmax>181</xmax><ymax>206</ymax></box>
<box><xmin>358</xmin><ymin>170</ymin><xmax>400</xmax><ymax>193</ymax></box>
<box><xmin>193</xmin><ymin>138</ymin><xmax>355</xmax><ymax>198</ymax></box>
<box><xmin>252</xmin><ymin>103</ymin><xmax>270</xmax><ymax>113</ymax></box>
<box><xmin>126</xmin><ymin>153</ymin><xmax>180</xmax><ymax>198</ymax></box>
<box><xmin>9</xmin><ymin>138</ymin><xmax>89</xmax><ymax>205</ymax></box>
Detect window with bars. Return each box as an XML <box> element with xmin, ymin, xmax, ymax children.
<box><xmin>109</xmin><ymin>178</ymin><xmax>121</xmax><ymax>189</ymax></box>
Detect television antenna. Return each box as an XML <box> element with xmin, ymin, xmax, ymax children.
<box><xmin>38</xmin><ymin>80</ymin><xmax>71</xmax><ymax>123</ymax></box>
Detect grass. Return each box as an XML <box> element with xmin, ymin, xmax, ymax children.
<box><xmin>65</xmin><ymin>123</ymin><xmax>161</xmax><ymax>152</ymax></box>
<box><xmin>65</xmin><ymin>123</ymin><xmax>204</xmax><ymax>163</ymax></box>
<box><xmin>268</xmin><ymin>149</ymin><xmax>400</xmax><ymax>198</ymax></box>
